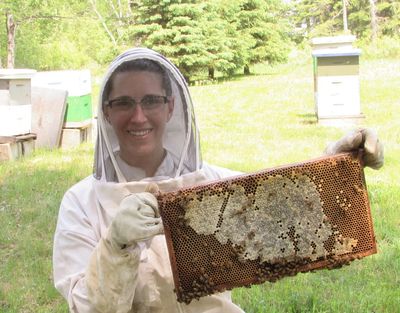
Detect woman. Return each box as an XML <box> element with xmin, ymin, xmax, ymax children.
<box><xmin>53</xmin><ymin>48</ymin><xmax>383</xmax><ymax>313</ymax></box>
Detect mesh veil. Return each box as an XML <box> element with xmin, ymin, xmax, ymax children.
<box><xmin>93</xmin><ymin>48</ymin><xmax>202</xmax><ymax>182</ymax></box>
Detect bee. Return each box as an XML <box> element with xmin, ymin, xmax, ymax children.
<box><xmin>191</xmin><ymin>256</ymin><xmax>199</xmax><ymax>264</ymax></box>
<box><xmin>353</xmin><ymin>184</ymin><xmax>364</xmax><ymax>194</ymax></box>
<box><xmin>231</xmin><ymin>206</ymin><xmax>246</xmax><ymax>216</ymax></box>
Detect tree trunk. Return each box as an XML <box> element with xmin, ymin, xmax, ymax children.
<box><xmin>369</xmin><ymin>0</ymin><xmax>378</xmax><ymax>43</ymax></box>
<box><xmin>89</xmin><ymin>0</ymin><xmax>117</xmax><ymax>46</ymax></box>
<box><xmin>208</xmin><ymin>67</ymin><xmax>214</xmax><ymax>79</ymax></box>
<box><xmin>342</xmin><ymin>0</ymin><xmax>349</xmax><ymax>33</ymax></box>
<box><xmin>244</xmin><ymin>64</ymin><xmax>250</xmax><ymax>75</ymax></box>
<box><xmin>6</xmin><ymin>13</ymin><xmax>16</xmax><ymax>69</ymax></box>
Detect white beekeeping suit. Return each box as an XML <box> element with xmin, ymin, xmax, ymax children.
<box><xmin>53</xmin><ymin>48</ymin><xmax>244</xmax><ymax>313</ymax></box>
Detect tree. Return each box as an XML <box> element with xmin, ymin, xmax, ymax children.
<box><xmin>293</xmin><ymin>0</ymin><xmax>345</xmax><ymax>38</ymax></box>
<box><xmin>343</xmin><ymin>0</ymin><xmax>349</xmax><ymax>33</ymax></box>
<box><xmin>88</xmin><ymin>0</ymin><xmax>135</xmax><ymax>47</ymax></box>
<box><xmin>0</xmin><ymin>0</ymin><xmax>115</xmax><ymax>69</ymax></box>
<box><xmin>129</xmin><ymin>0</ymin><xmax>292</xmax><ymax>79</ymax></box>
<box><xmin>376</xmin><ymin>0</ymin><xmax>400</xmax><ymax>37</ymax></box>
<box><xmin>235</xmin><ymin>0</ymin><xmax>291</xmax><ymax>74</ymax></box>
<box><xmin>369</xmin><ymin>0</ymin><xmax>378</xmax><ymax>43</ymax></box>
<box><xmin>130</xmin><ymin>0</ymin><xmax>208</xmax><ymax>81</ymax></box>
<box><xmin>200</xmin><ymin>0</ymin><xmax>247</xmax><ymax>79</ymax></box>
<box><xmin>6</xmin><ymin>12</ymin><xmax>16</xmax><ymax>68</ymax></box>
<box><xmin>292</xmin><ymin>0</ymin><xmax>400</xmax><ymax>41</ymax></box>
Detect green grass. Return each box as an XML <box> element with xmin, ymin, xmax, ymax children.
<box><xmin>0</xmin><ymin>146</ymin><xmax>93</xmax><ymax>312</ymax></box>
<box><xmin>1</xmin><ymin>55</ymin><xmax>399</xmax><ymax>312</ymax></box>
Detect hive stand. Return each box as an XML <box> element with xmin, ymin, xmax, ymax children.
<box><xmin>60</xmin><ymin>119</ymin><xmax>92</xmax><ymax>149</ymax></box>
<box><xmin>0</xmin><ymin>133</ymin><xmax>37</xmax><ymax>161</ymax></box>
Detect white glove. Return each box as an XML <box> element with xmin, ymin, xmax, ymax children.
<box><xmin>324</xmin><ymin>128</ymin><xmax>384</xmax><ymax>169</ymax></box>
<box><xmin>87</xmin><ymin>186</ymin><xmax>163</xmax><ymax>312</ymax></box>
<box><xmin>107</xmin><ymin>192</ymin><xmax>164</xmax><ymax>250</ymax></box>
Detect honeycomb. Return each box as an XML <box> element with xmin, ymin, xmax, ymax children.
<box><xmin>157</xmin><ymin>152</ymin><xmax>377</xmax><ymax>304</ymax></box>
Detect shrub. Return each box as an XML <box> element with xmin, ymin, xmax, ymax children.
<box><xmin>358</xmin><ymin>36</ymin><xmax>400</xmax><ymax>59</ymax></box>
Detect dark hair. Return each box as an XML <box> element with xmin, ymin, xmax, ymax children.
<box><xmin>103</xmin><ymin>59</ymin><xmax>172</xmax><ymax>105</ymax></box>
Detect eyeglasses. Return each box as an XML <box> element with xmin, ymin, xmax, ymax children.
<box><xmin>104</xmin><ymin>95</ymin><xmax>168</xmax><ymax>112</ymax></box>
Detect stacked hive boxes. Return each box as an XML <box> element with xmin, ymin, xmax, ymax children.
<box><xmin>32</xmin><ymin>70</ymin><xmax>92</xmax><ymax>148</ymax></box>
<box><xmin>311</xmin><ymin>35</ymin><xmax>363</xmax><ymax>126</ymax></box>
<box><xmin>0</xmin><ymin>69</ymin><xmax>36</xmax><ymax>136</ymax></box>
<box><xmin>0</xmin><ymin>70</ymin><xmax>37</xmax><ymax>161</ymax></box>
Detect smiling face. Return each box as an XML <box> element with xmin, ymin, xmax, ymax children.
<box><xmin>104</xmin><ymin>70</ymin><xmax>174</xmax><ymax>174</ymax></box>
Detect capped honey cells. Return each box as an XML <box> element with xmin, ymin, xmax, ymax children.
<box><xmin>185</xmin><ymin>174</ymin><xmax>357</xmax><ymax>263</ymax></box>
<box><xmin>157</xmin><ymin>152</ymin><xmax>377</xmax><ymax>304</ymax></box>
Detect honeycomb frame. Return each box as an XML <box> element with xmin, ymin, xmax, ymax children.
<box><xmin>157</xmin><ymin>152</ymin><xmax>377</xmax><ymax>304</ymax></box>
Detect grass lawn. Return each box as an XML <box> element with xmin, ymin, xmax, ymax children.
<box><xmin>0</xmin><ymin>55</ymin><xmax>399</xmax><ymax>312</ymax></box>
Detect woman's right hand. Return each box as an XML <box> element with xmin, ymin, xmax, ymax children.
<box><xmin>107</xmin><ymin>192</ymin><xmax>164</xmax><ymax>250</ymax></box>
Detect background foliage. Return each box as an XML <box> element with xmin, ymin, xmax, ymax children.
<box><xmin>292</xmin><ymin>0</ymin><xmax>399</xmax><ymax>39</ymax></box>
<box><xmin>0</xmin><ymin>0</ymin><xmax>399</xmax><ymax>79</ymax></box>
<box><xmin>1</xmin><ymin>56</ymin><xmax>399</xmax><ymax>312</ymax></box>
<box><xmin>0</xmin><ymin>1</ymin><xmax>399</xmax><ymax>312</ymax></box>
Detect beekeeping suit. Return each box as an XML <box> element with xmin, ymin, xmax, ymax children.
<box><xmin>53</xmin><ymin>48</ymin><xmax>384</xmax><ymax>313</ymax></box>
<box><xmin>53</xmin><ymin>48</ymin><xmax>244</xmax><ymax>313</ymax></box>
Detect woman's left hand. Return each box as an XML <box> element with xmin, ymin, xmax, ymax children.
<box><xmin>325</xmin><ymin>128</ymin><xmax>384</xmax><ymax>169</ymax></box>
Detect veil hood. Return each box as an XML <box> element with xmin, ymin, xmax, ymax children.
<box><xmin>93</xmin><ymin>48</ymin><xmax>202</xmax><ymax>182</ymax></box>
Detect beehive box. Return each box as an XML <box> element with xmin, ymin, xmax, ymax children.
<box><xmin>0</xmin><ymin>69</ymin><xmax>36</xmax><ymax>106</ymax></box>
<box><xmin>64</xmin><ymin>94</ymin><xmax>92</xmax><ymax>123</ymax></box>
<box><xmin>0</xmin><ymin>104</ymin><xmax>32</xmax><ymax>136</ymax></box>
<box><xmin>32</xmin><ymin>70</ymin><xmax>91</xmax><ymax>96</ymax></box>
<box><xmin>313</xmin><ymin>51</ymin><xmax>361</xmax><ymax>118</ymax></box>
<box><xmin>0</xmin><ymin>69</ymin><xmax>36</xmax><ymax>136</ymax></box>
<box><xmin>157</xmin><ymin>152</ymin><xmax>376</xmax><ymax>304</ymax></box>
<box><xmin>31</xmin><ymin>70</ymin><xmax>92</xmax><ymax>124</ymax></box>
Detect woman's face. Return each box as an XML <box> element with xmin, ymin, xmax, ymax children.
<box><xmin>105</xmin><ymin>70</ymin><xmax>174</xmax><ymax>168</ymax></box>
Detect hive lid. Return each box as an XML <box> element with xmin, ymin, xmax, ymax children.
<box><xmin>158</xmin><ymin>152</ymin><xmax>377</xmax><ymax>304</ymax></box>
<box><xmin>312</xmin><ymin>48</ymin><xmax>361</xmax><ymax>57</ymax></box>
<box><xmin>311</xmin><ymin>35</ymin><xmax>356</xmax><ymax>45</ymax></box>
<box><xmin>0</xmin><ymin>69</ymin><xmax>36</xmax><ymax>79</ymax></box>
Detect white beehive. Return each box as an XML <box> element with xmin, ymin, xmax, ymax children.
<box><xmin>32</xmin><ymin>70</ymin><xmax>92</xmax><ymax>127</ymax></box>
<box><xmin>311</xmin><ymin>36</ymin><xmax>364</xmax><ymax>126</ymax></box>
<box><xmin>31</xmin><ymin>70</ymin><xmax>91</xmax><ymax>96</ymax></box>
<box><xmin>0</xmin><ymin>69</ymin><xmax>36</xmax><ymax>136</ymax></box>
